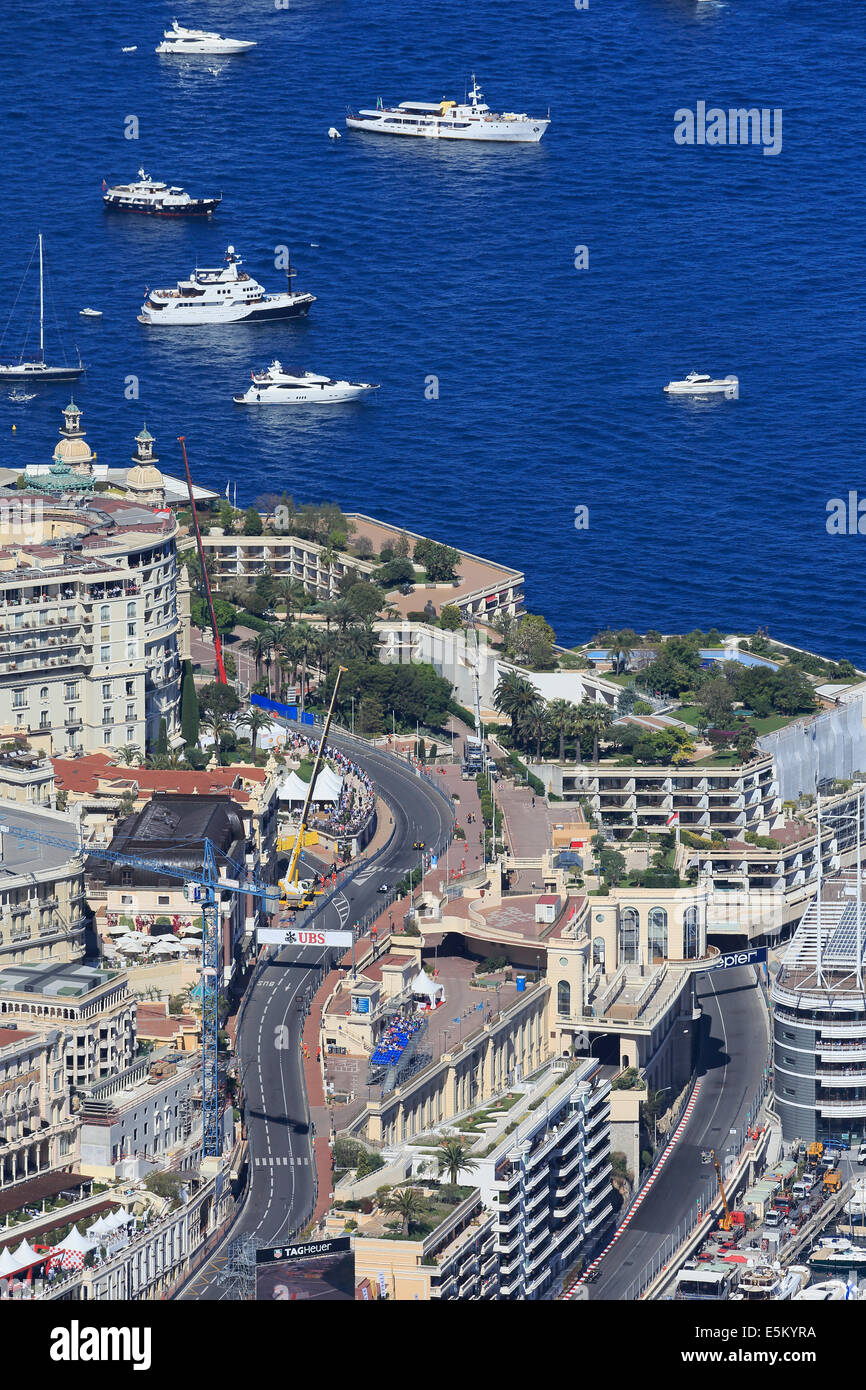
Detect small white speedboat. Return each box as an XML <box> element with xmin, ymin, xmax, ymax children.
<box><xmin>664</xmin><ymin>371</ymin><xmax>739</xmax><ymax>398</ymax></box>
<box><xmin>122</xmin><ymin>46</ymin><xmax>137</xmax><ymax>53</ymax></box>
<box><xmin>79</xmin><ymin>307</ymin><xmax>103</xmax><ymax>317</ymax></box>
<box><xmin>234</xmin><ymin>360</ymin><xmax>379</xmax><ymax>405</ymax></box>
<box><xmin>156</xmin><ymin>20</ymin><xmax>257</xmax><ymax>55</ymax></box>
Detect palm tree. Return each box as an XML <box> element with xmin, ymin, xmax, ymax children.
<box><xmin>200</xmin><ymin>712</ymin><xmax>232</xmax><ymax>766</ymax></box>
<box><xmin>610</xmin><ymin>628</ymin><xmax>638</xmax><ymax>674</ymax></box>
<box><xmin>493</xmin><ymin>670</ymin><xmax>542</xmax><ymax>742</ymax></box>
<box><xmin>547</xmin><ymin>699</ymin><xmax>577</xmax><ymax>762</ymax></box>
<box><xmin>383</xmin><ymin>1186</ymin><xmax>425</xmax><ymax>1236</ymax></box>
<box><xmin>117</xmin><ymin>744</ymin><xmax>142</xmax><ymax>766</ymax></box>
<box><xmin>574</xmin><ymin>699</ymin><xmax>614</xmax><ymax>764</ymax></box>
<box><xmin>237</xmin><ymin>705</ymin><xmax>270</xmax><ymax>756</ymax></box>
<box><xmin>292</xmin><ymin>621</ymin><xmax>318</xmax><ymax>713</ymax></box>
<box><xmin>438</xmin><ymin>1138</ymin><xmax>479</xmax><ymax>1187</ymax></box>
<box><xmin>520</xmin><ymin>705</ymin><xmax>550</xmax><ymax>760</ymax></box>
<box><xmin>244</xmin><ymin>630</ymin><xmax>274</xmax><ymax>691</ymax></box>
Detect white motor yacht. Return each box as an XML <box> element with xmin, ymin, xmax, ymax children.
<box><xmin>103</xmin><ymin>169</ymin><xmax>221</xmax><ymax>217</ymax></box>
<box><xmin>793</xmin><ymin>1279</ymin><xmax>850</xmax><ymax>1300</ymax></box>
<box><xmin>138</xmin><ymin>247</ymin><xmax>314</xmax><ymax>327</ymax></box>
<box><xmin>79</xmin><ymin>308</ymin><xmax>102</xmax><ymax>318</ymax></box>
<box><xmin>664</xmin><ymin>371</ymin><xmax>739</xmax><ymax>398</ymax></box>
<box><xmin>347</xmin><ymin>75</ymin><xmax>549</xmax><ymax>143</ymax></box>
<box><xmin>156</xmin><ymin>21</ymin><xmax>257</xmax><ymax>55</ymax></box>
<box><xmin>234</xmin><ymin>361</ymin><xmax>379</xmax><ymax>404</ymax></box>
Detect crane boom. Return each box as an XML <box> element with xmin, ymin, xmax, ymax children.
<box><xmin>281</xmin><ymin>666</ymin><xmax>346</xmax><ymax>899</ymax></box>
<box><xmin>178</xmin><ymin>434</ymin><xmax>227</xmax><ymax>685</ymax></box>
<box><xmin>0</xmin><ymin>819</ymin><xmax>280</xmax><ymax>1158</ymax></box>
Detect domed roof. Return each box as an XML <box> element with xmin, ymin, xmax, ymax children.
<box><xmin>127</xmin><ymin>462</ymin><xmax>164</xmax><ymax>489</ymax></box>
<box><xmin>53</xmin><ymin>436</ymin><xmax>93</xmax><ymax>466</ymax></box>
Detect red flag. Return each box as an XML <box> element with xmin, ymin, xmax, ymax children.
<box><xmin>102</xmin><ymin>179</ymin><xmax>107</xmax><ymax>191</ymax></box>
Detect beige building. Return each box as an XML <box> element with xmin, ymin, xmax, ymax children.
<box><xmin>0</xmin><ymin>489</ymin><xmax>188</xmax><ymax>755</ymax></box>
<box><xmin>0</xmin><ymin>800</ymin><xmax>88</xmax><ymax>970</ymax></box>
<box><xmin>0</xmin><ymin>1024</ymin><xmax>76</xmax><ymax>1192</ymax></box>
<box><xmin>0</xmin><ymin>959</ymin><xmax>136</xmax><ymax>1091</ymax></box>
<box><xmin>338</xmin><ymin>1188</ymin><xmax>498</xmax><ymax>1301</ymax></box>
<box><xmin>0</xmin><ymin>746</ymin><xmax>56</xmax><ymax>807</ymax></box>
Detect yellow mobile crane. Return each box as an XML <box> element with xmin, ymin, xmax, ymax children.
<box><xmin>710</xmin><ymin>1149</ymin><xmax>733</xmax><ymax>1231</ymax></box>
<box><xmin>278</xmin><ymin>666</ymin><xmax>346</xmax><ymax>908</ymax></box>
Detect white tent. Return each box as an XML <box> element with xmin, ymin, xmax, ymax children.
<box><xmin>279</xmin><ymin>768</ymin><xmax>343</xmax><ymax>805</ymax></box>
<box><xmin>102</xmin><ymin>1209</ymin><xmax>132</xmax><ymax>1232</ymax></box>
<box><xmin>11</xmin><ymin>1238</ymin><xmax>42</xmax><ymax>1267</ymax></box>
<box><xmin>148</xmin><ymin>937</ymin><xmax>187</xmax><ymax>955</ymax></box>
<box><xmin>410</xmin><ymin>970</ymin><xmax>445</xmax><ymax>1004</ymax></box>
<box><xmin>0</xmin><ymin>1246</ymin><xmax>21</xmax><ymax>1277</ymax></box>
<box><xmin>53</xmin><ymin>1226</ymin><xmax>97</xmax><ymax>1254</ymax></box>
<box><xmin>87</xmin><ymin>1215</ymin><xmax>111</xmax><ymax>1237</ymax></box>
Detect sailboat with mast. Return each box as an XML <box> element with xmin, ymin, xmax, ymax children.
<box><xmin>0</xmin><ymin>234</ymin><xmax>85</xmax><ymax>383</ymax></box>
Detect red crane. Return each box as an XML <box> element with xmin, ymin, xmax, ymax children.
<box><xmin>178</xmin><ymin>435</ymin><xmax>227</xmax><ymax>685</ymax></box>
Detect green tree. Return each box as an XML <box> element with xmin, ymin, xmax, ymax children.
<box><xmin>117</xmin><ymin>744</ymin><xmax>142</xmax><ymax>767</ymax></box>
<box><xmin>181</xmin><ymin>661</ymin><xmax>199</xmax><ymax>747</ymax></box>
<box><xmin>155</xmin><ymin>717</ymin><xmax>169</xmax><ymax>756</ymax></box>
<box><xmin>547</xmin><ymin>698</ymin><xmax>577</xmax><ymax>762</ymax></box>
<box><xmin>438</xmin><ymin>605</ymin><xmax>463</xmax><ymax>631</ymax></box>
<box><xmin>383</xmin><ymin>1186</ymin><xmax>425</xmax><ymax>1236</ymax></box>
<box><xmin>198</xmin><ymin>682</ymin><xmax>240</xmax><ymax>718</ymax></box>
<box><xmin>510</xmin><ymin>613</ymin><xmax>557</xmax><ymax>670</ymax></box>
<box><xmin>573</xmin><ymin>698</ymin><xmax>614</xmax><ymax>764</ymax></box>
<box><xmin>437</xmin><ymin>1137</ymin><xmax>479</xmax><ymax>1186</ymax></box>
<box><xmin>357</xmin><ymin>694</ymin><xmax>384</xmax><ymax>735</ymax></box>
<box><xmin>243</xmin><ymin>506</ymin><xmax>263</xmax><ymax>535</ymax></box>
<box><xmin>493</xmin><ymin>670</ymin><xmax>543</xmax><ymax>742</ymax></box>
<box><xmin>200</xmin><ymin>712</ymin><xmax>232</xmax><ymax>765</ymax></box>
<box><xmin>413</xmin><ymin>538</ymin><xmax>460</xmax><ymax>582</ymax></box>
<box><xmin>237</xmin><ymin>705</ymin><xmax>270</xmax><ymax>756</ymax></box>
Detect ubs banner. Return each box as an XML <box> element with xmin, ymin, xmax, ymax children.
<box><xmin>255</xmin><ymin>1238</ymin><xmax>355</xmax><ymax>1301</ymax></box>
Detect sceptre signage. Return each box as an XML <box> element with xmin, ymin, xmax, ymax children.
<box><xmin>694</xmin><ymin>946</ymin><xmax>768</xmax><ymax>972</ymax></box>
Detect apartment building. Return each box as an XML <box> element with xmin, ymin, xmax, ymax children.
<box><xmin>79</xmin><ymin>1054</ymin><xmax>202</xmax><ymax>1178</ymax></box>
<box><xmin>344</xmin><ymin>1188</ymin><xmax>499</xmax><ymax>1301</ymax></box>
<box><xmin>0</xmin><ymin>1024</ymin><xmax>75</xmax><ymax>1192</ymax></box>
<box><xmin>0</xmin><ymin>801</ymin><xmax>88</xmax><ymax>970</ymax></box>
<box><xmin>0</xmin><ymin>960</ymin><xmax>136</xmax><ymax>1091</ymax></box>
<box><xmin>199</xmin><ymin>529</ymin><xmax>375</xmax><ymax>601</ymax></box>
<box><xmin>0</xmin><ymin>746</ymin><xmax>56</xmax><ymax>807</ymax></box>
<box><xmin>475</xmin><ymin>1060</ymin><xmax>613</xmax><ymax>1299</ymax></box>
<box><xmin>0</xmin><ymin>491</ymin><xmax>188</xmax><ymax>756</ymax></box>
<box><xmin>771</xmin><ymin>872</ymin><xmax>866</xmax><ymax>1143</ymax></box>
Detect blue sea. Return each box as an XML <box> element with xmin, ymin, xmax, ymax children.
<box><xmin>0</xmin><ymin>0</ymin><xmax>863</xmax><ymax>659</ymax></box>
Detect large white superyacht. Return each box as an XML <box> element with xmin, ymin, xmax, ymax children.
<box><xmin>156</xmin><ymin>21</ymin><xmax>257</xmax><ymax>55</ymax></box>
<box><xmin>138</xmin><ymin>247</ymin><xmax>314</xmax><ymax>327</ymax></box>
<box><xmin>346</xmin><ymin>76</ymin><xmax>549</xmax><ymax>143</ymax></box>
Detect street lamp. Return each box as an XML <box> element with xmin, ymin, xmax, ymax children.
<box><xmin>351</xmin><ymin>695</ymin><xmax>355</xmax><ymax>737</ymax></box>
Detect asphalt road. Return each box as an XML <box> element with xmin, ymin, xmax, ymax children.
<box><xmin>589</xmin><ymin>965</ymin><xmax>771</xmax><ymax>1301</ymax></box>
<box><xmin>180</xmin><ymin>727</ymin><xmax>453</xmax><ymax>1300</ymax></box>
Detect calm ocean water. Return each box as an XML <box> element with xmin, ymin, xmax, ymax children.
<box><xmin>0</xmin><ymin>0</ymin><xmax>863</xmax><ymax>657</ymax></box>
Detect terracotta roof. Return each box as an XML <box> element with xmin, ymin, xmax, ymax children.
<box><xmin>52</xmin><ymin>752</ymin><xmax>265</xmax><ymax>800</ymax></box>
<box><xmin>0</xmin><ymin>1027</ymin><xmax>35</xmax><ymax>1048</ymax></box>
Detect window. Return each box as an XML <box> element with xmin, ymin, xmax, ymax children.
<box><xmin>100</xmin><ymin>645</ymin><xmax>111</xmax><ymax>662</ymax></box>
<box><xmin>39</xmin><ymin>711</ymin><xmax>49</xmax><ymax>729</ymax></box>
<box><xmin>557</xmin><ymin>980</ymin><xmax>571</xmax><ymax>1017</ymax></box>
<box><xmin>103</xmin><ymin>729</ymin><xmax>112</xmax><ymax>745</ymax></box>
<box><xmin>102</xmin><ymin>682</ymin><xmax>111</xmax><ymax>700</ymax></box>
<box><xmin>121</xmin><ymin>894</ymin><xmax>132</xmax><ymax>905</ymax></box>
<box><xmin>127</xmin><ymin>641</ymin><xmax>137</xmax><ymax>659</ymax></box>
<box><xmin>683</xmin><ymin>905</ymin><xmax>700</xmax><ymax>960</ymax></box>
<box><xmin>158</xmin><ymin>896</ymin><xmax>170</xmax><ymax>906</ymax></box>
<box><xmin>127</xmin><ymin>727</ymin><xmax>135</xmax><ymax>742</ymax></box>
<box><xmin>127</xmin><ymin>623</ymin><xmax>136</xmax><ymax>638</ymax></box>
<box><xmin>100</xmin><ymin>626</ymin><xmax>110</xmax><ymax>641</ymax></box>
<box><xmin>39</xmin><ymin>686</ymin><xmax>48</xmax><ymax>699</ymax></box>
<box><xmin>64</xmin><ymin>682</ymin><xmax>78</xmax><ymax>701</ymax></box>
<box><xmin>592</xmin><ymin>936</ymin><xmax>605</xmax><ymax>969</ymax></box>
<box><xmin>103</xmin><ymin>707</ymin><xmax>112</xmax><ymax>725</ymax></box>
<box><xmin>127</xmin><ymin>602</ymin><xmax>136</xmax><ymax>618</ymax></box>
<box><xmin>648</xmin><ymin>906</ymin><xmax>668</xmax><ymax>961</ymax></box>
<box><xmin>125</xmin><ymin>680</ymin><xmax>134</xmax><ymax>696</ymax></box>
<box><xmin>100</xmin><ymin>605</ymin><xmax>110</xmax><ymax>622</ymax></box>
<box><xmin>12</xmin><ymin>689</ymin><xmax>27</xmax><ymax>708</ymax></box>
<box><xmin>126</xmin><ymin>703</ymin><xmax>135</xmax><ymax>721</ymax></box>
<box><xmin>619</xmin><ymin>907</ymin><xmax>639</xmax><ymax>965</ymax></box>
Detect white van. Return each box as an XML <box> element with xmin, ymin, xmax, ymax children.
<box><xmin>857</xmin><ymin>1142</ymin><xmax>866</xmax><ymax>1164</ymax></box>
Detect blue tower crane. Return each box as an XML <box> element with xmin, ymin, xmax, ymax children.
<box><xmin>0</xmin><ymin>818</ymin><xmax>281</xmax><ymax>1158</ymax></box>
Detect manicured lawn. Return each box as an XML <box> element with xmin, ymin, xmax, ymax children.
<box><xmin>745</xmin><ymin>714</ymin><xmax>792</xmax><ymax>734</ymax></box>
